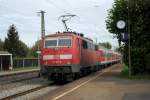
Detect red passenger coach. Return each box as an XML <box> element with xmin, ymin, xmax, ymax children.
<box><xmin>40</xmin><ymin>32</ymin><xmax>121</xmax><ymax>82</ymax></box>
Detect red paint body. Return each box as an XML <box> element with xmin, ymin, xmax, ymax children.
<box><xmin>40</xmin><ymin>32</ymin><xmax>121</xmax><ymax>81</ymax></box>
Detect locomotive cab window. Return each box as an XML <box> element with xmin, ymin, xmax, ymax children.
<box><xmin>45</xmin><ymin>37</ymin><xmax>72</xmax><ymax>48</ymax></box>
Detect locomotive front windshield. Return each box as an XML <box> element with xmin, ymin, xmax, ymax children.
<box><xmin>58</xmin><ymin>38</ymin><xmax>71</xmax><ymax>46</ymax></box>
<box><xmin>45</xmin><ymin>37</ymin><xmax>72</xmax><ymax>48</ymax></box>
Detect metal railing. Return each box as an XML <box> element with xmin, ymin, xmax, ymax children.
<box><xmin>13</xmin><ymin>58</ymin><xmax>38</xmax><ymax>68</ymax></box>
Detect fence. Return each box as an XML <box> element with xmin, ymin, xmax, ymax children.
<box><xmin>13</xmin><ymin>58</ymin><xmax>39</xmax><ymax>68</ymax></box>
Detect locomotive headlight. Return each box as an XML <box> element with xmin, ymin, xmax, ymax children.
<box><xmin>43</xmin><ymin>55</ymin><xmax>54</xmax><ymax>60</ymax></box>
<box><xmin>60</xmin><ymin>54</ymin><xmax>72</xmax><ymax>59</ymax></box>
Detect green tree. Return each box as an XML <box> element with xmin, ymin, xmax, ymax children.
<box><xmin>99</xmin><ymin>42</ymin><xmax>112</xmax><ymax>49</ymax></box>
<box><xmin>4</xmin><ymin>24</ymin><xmax>29</xmax><ymax>57</ymax></box>
<box><xmin>17</xmin><ymin>40</ymin><xmax>29</xmax><ymax>57</ymax></box>
<box><xmin>142</xmin><ymin>0</ymin><xmax>150</xmax><ymax>73</ymax></box>
<box><xmin>106</xmin><ymin>0</ymin><xmax>150</xmax><ymax>75</ymax></box>
<box><xmin>106</xmin><ymin>0</ymin><xmax>128</xmax><ymax>46</ymax></box>
<box><xmin>4</xmin><ymin>24</ymin><xmax>19</xmax><ymax>57</ymax></box>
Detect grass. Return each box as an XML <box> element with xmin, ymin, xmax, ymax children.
<box><xmin>120</xmin><ymin>64</ymin><xmax>150</xmax><ymax>80</ymax></box>
<box><xmin>13</xmin><ymin>66</ymin><xmax>39</xmax><ymax>71</ymax></box>
<box><xmin>120</xmin><ymin>64</ymin><xmax>129</xmax><ymax>78</ymax></box>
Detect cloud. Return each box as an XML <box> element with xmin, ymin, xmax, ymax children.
<box><xmin>0</xmin><ymin>0</ymin><xmax>117</xmax><ymax>48</ymax></box>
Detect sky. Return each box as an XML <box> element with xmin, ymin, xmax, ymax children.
<box><xmin>0</xmin><ymin>0</ymin><xmax>118</xmax><ymax>49</ymax></box>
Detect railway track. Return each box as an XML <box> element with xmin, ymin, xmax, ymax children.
<box><xmin>0</xmin><ymin>83</ymin><xmax>50</xmax><ymax>100</ymax></box>
<box><xmin>0</xmin><ymin>69</ymin><xmax>54</xmax><ymax>100</ymax></box>
<box><xmin>0</xmin><ymin>75</ymin><xmax>38</xmax><ymax>85</ymax></box>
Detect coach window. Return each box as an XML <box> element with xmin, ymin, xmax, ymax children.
<box><xmin>90</xmin><ymin>43</ymin><xmax>92</xmax><ymax>50</ymax></box>
<box><xmin>82</xmin><ymin>40</ymin><xmax>88</xmax><ymax>49</ymax></box>
<box><xmin>92</xmin><ymin>43</ymin><xmax>94</xmax><ymax>50</ymax></box>
<box><xmin>87</xmin><ymin>43</ymin><xmax>90</xmax><ymax>49</ymax></box>
<box><xmin>77</xmin><ymin>38</ymin><xmax>80</xmax><ymax>46</ymax></box>
<box><xmin>91</xmin><ymin>43</ymin><xmax>94</xmax><ymax>50</ymax></box>
<box><xmin>95</xmin><ymin>45</ymin><xmax>98</xmax><ymax>51</ymax></box>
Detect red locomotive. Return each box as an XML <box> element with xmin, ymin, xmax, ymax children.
<box><xmin>40</xmin><ymin>32</ymin><xmax>121</xmax><ymax>82</ymax></box>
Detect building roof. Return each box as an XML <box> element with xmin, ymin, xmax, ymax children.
<box><xmin>0</xmin><ymin>51</ymin><xmax>12</xmax><ymax>55</ymax></box>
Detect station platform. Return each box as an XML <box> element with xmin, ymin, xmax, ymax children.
<box><xmin>0</xmin><ymin>68</ymin><xmax>40</xmax><ymax>77</ymax></box>
<box><xmin>38</xmin><ymin>64</ymin><xmax>150</xmax><ymax>100</ymax></box>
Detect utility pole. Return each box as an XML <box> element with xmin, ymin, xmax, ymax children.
<box><xmin>37</xmin><ymin>10</ymin><xmax>46</xmax><ymax>41</ymax></box>
<box><xmin>128</xmin><ymin>0</ymin><xmax>132</xmax><ymax>76</ymax></box>
<box><xmin>37</xmin><ymin>10</ymin><xmax>46</xmax><ymax>72</ymax></box>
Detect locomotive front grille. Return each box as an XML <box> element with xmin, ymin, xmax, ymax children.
<box><xmin>46</xmin><ymin>66</ymin><xmax>72</xmax><ymax>73</ymax></box>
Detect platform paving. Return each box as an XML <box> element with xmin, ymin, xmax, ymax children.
<box><xmin>39</xmin><ymin>64</ymin><xmax>150</xmax><ymax>100</ymax></box>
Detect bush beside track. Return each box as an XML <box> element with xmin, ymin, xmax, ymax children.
<box><xmin>120</xmin><ymin>64</ymin><xmax>150</xmax><ymax>80</ymax></box>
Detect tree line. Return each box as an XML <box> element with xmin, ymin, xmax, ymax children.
<box><xmin>106</xmin><ymin>0</ymin><xmax>150</xmax><ymax>75</ymax></box>
<box><xmin>0</xmin><ymin>24</ymin><xmax>39</xmax><ymax>58</ymax></box>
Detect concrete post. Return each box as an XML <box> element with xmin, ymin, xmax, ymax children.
<box><xmin>10</xmin><ymin>55</ymin><xmax>13</xmax><ymax>70</ymax></box>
